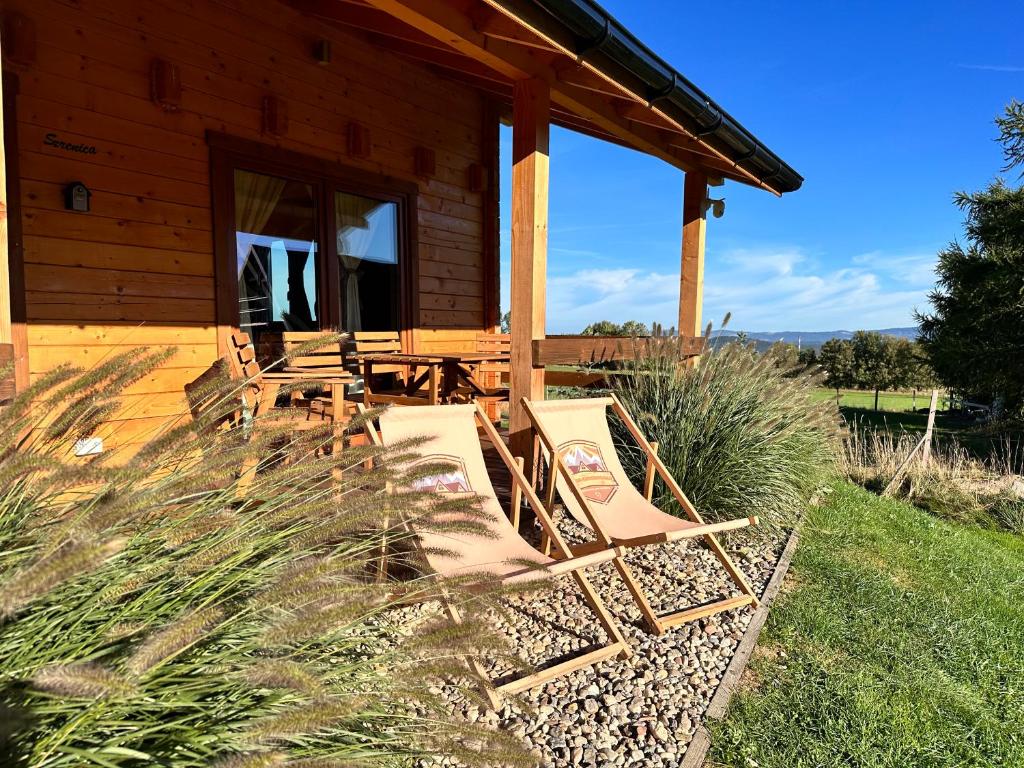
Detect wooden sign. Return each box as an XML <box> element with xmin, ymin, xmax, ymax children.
<box><xmin>150</xmin><ymin>58</ymin><xmax>182</xmax><ymax>111</ymax></box>
<box><xmin>262</xmin><ymin>95</ymin><xmax>288</xmax><ymax>137</ymax></box>
<box><xmin>44</xmin><ymin>133</ymin><xmax>98</xmax><ymax>155</ymax></box>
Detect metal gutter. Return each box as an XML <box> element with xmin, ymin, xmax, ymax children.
<box><xmin>489</xmin><ymin>0</ymin><xmax>803</xmax><ymax>193</ymax></box>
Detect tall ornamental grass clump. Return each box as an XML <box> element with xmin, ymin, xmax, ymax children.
<box><xmin>610</xmin><ymin>335</ymin><xmax>838</xmax><ymax>531</ymax></box>
<box><xmin>0</xmin><ymin>347</ymin><xmax>527</xmax><ymax>768</ymax></box>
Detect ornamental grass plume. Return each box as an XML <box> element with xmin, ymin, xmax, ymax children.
<box><xmin>609</xmin><ymin>327</ymin><xmax>839</xmax><ymax>532</ymax></box>
<box><xmin>0</xmin><ymin>345</ymin><xmax>531</xmax><ymax>768</ymax></box>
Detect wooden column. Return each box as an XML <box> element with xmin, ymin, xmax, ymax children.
<box><xmin>508</xmin><ymin>78</ymin><xmax>549</xmax><ymax>464</ymax></box>
<box><xmin>679</xmin><ymin>171</ymin><xmax>708</xmax><ymax>339</ymax></box>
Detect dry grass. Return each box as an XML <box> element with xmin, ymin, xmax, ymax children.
<box><xmin>837</xmin><ymin>424</ymin><xmax>1024</xmax><ymax>533</ymax></box>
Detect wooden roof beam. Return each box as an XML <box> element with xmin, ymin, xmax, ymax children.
<box><xmin>366</xmin><ymin>34</ymin><xmax>512</xmax><ymax>86</ymax></box>
<box><xmin>555</xmin><ymin>63</ymin><xmax>633</xmax><ymax>99</ymax></box>
<box><xmin>360</xmin><ymin>0</ymin><xmax>689</xmax><ymax>169</ymax></box>
<box><xmin>287</xmin><ymin>0</ymin><xmax>452</xmax><ymax>52</ymax></box>
<box><xmin>470</xmin><ymin>6</ymin><xmax>562</xmax><ymax>53</ymax></box>
<box><xmin>360</xmin><ymin>0</ymin><xmax>770</xmax><ymax>189</ymax></box>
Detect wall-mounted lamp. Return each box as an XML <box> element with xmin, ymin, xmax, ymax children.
<box><xmin>64</xmin><ymin>181</ymin><xmax>91</xmax><ymax>212</ymax></box>
<box><xmin>704</xmin><ymin>197</ymin><xmax>725</xmax><ymax>219</ymax></box>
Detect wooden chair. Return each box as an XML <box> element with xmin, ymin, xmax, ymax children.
<box><xmin>184</xmin><ymin>341</ymin><xmax>330</xmax><ymax>497</ymax></box>
<box><xmin>362</xmin><ymin>402</ymin><xmax>630</xmax><ymax>707</ymax></box>
<box><xmin>523</xmin><ymin>394</ymin><xmax>761</xmax><ymax>636</ymax></box>
<box><xmin>258</xmin><ymin>331</ymin><xmax>353</xmax><ymax>421</ymax></box>
<box><xmin>346</xmin><ymin>330</ymin><xmax>441</xmax><ymax>406</ymax></box>
<box><xmin>475</xmin><ymin>331</ymin><xmax>511</xmax><ymax>401</ymax></box>
<box><xmin>258</xmin><ymin>331</ymin><xmax>346</xmax><ymax>373</ymax></box>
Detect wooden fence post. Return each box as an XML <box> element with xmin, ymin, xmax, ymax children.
<box><xmin>921</xmin><ymin>389</ymin><xmax>938</xmax><ymax>465</ymax></box>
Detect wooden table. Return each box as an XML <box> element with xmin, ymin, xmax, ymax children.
<box><xmin>353</xmin><ymin>351</ymin><xmax>510</xmax><ymax>405</ymax></box>
<box><xmin>352</xmin><ymin>352</ymin><xmax>445</xmax><ymax>406</ymax></box>
<box><xmin>435</xmin><ymin>352</ymin><xmax>510</xmax><ymax>402</ymax></box>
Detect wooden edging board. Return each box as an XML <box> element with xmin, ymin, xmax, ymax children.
<box><xmin>679</xmin><ymin>527</ymin><xmax>801</xmax><ymax>768</ymax></box>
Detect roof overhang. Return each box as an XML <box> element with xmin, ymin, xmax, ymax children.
<box><xmin>287</xmin><ymin>0</ymin><xmax>803</xmax><ymax>195</ymax></box>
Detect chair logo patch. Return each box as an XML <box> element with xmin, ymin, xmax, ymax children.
<box><xmin>558</xmin><ymin>440</ymin><xmax>618</xmax><ymax>504</ymax></box>
<box><xmin>410</xmin><ymin>454</ymin><xmax>473</xmax><ymax>496</ymax></box>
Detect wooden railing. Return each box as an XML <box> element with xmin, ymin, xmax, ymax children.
<box><xmin>532</xmin><ymin>335</ymin><xmax>705</xmax><ymax>366</ymax></box>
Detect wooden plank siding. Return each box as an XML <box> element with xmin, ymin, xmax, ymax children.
<box><xmin>3</xmin><ymin>0</ymin><xmax>495</xmax><ymax>450</ymax></box>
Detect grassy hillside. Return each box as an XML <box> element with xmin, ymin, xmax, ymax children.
<box><xmin>709</xmin><ymin>481</ymin><xmax>1024</xmax><ymax>768</ymax></box>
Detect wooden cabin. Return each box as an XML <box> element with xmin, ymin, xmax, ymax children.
<box><xmin>0</xmin><ymin>0</ymin><xmax>800</xmax><ymax>458</ymax></box>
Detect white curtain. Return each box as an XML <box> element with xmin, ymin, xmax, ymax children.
<box><xmin>335</xmin><ymin>193</ymin><xmax>379</xmax><ymax>332</ymax></box>
<box><xmin>234</xmin><ymin>170</ymin><xmax>286</xmax><ymax>275</ymax></box>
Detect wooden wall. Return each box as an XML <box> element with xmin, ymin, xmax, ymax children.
<box><xmin>2</xmin><ymin>0</ymin><xmax>495</xmax><ymax>450</ymax></box>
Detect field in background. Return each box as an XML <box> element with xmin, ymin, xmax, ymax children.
<box><xmin>811</xmin><ymin>388</ymin><xmax>935</xmax><ymax>413</ymax></box>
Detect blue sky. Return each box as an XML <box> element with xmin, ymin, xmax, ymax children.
<box><xmin>499</xmin><ymin>1</ymin><xmax>1023</xmax><ymax>333</ymax></box>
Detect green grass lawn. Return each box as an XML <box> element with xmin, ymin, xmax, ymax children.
<box><xmin>812</xmin><ymin>388</ymin><xmax>929</xmax><ymax>412</ymax></box>
<box><xmin>709</xmin><ymin>481</ymin><xmax>1024</xmax><ymax>768</ymax></box>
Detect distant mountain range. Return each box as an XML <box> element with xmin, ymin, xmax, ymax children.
<box><xmin>710</xmin><ymin>327</ymin><xmax>918</xmax><ymax>351</ymax></box>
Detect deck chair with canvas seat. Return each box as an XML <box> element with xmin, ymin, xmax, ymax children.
<box><xmin>363</xmin><ymin>402</ymin><xmax>631</xmax><ymax>706</ymax></box>
<box><xmin>524</xmin><ymin>394</ymin><xmax>760</xmax><ymax>635</ymax></box>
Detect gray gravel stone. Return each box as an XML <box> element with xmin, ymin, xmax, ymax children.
<box><xmin>399</xmin><ymin>518</ymin><xmax>787</xmax><ymax>767</ymax></box>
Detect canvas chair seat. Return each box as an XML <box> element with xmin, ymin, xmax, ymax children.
<box><xmin>527</xmin><ymin>397</ymin><xmax>705</xmax><ymax>546</ymax></box>
<box><xmin>525</xmin><ymin>395</ymin><xmax>760</xmax><ymax>635</ymax></box>
<box><xmin>378</xmin><ymin>404</ymin><xmax>621</xmax><ymax>584</ymax></box>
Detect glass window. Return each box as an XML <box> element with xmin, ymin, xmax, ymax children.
<box><xmin>335</xmin><ymin>191</ymin><xmax>399</xmax><ymax>332</ymax></box>
<box><xmin>234</xmin><ymin>170</ymin><xmax>319</xmax><ymax>344</ymax></box>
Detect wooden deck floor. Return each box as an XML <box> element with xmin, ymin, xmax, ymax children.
<box><xmin>480</xmin><ymin>426</ymin><xmax>515</xmax><ymax>509</ymax></box>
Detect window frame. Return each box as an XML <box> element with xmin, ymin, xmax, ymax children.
<box><xmin>208</xmin><ymin>132</ymin><xmax>418</xmax><ymax>353</ymax></box>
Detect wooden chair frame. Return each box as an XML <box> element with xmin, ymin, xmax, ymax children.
<box><xmin>359</xmin><ymin>402</ymin><xmax>631</xmax><ymax>707</ymax></box>
<box><xmin>226</xmin><ymin>331</ymin><xmax>352</xmax><ymax>492</ymax></box>
<box><xmin>523</xmin><ymin>393</ymin><xmax>760</xmax><ymax>635</ymax></box>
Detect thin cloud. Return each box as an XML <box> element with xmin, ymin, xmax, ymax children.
<box><xmin>523</xmin><ymin>245</ymin><xmax>938</xmax><ymax>334</ymax></box>
<box><xmin>957</xmin><ymin>63</ymin><xmax>1024</xmax><ymax>73</ymax></box>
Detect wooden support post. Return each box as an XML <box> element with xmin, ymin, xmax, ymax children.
<box><xmin>679</xmin><ymin>171</ymin><xmax>707</xmax><ymax>343</ymax></box>
<box><xmin>508</xmin><ymin>78</ymin><xmax>550</xmax><ymax>467</ymax></box>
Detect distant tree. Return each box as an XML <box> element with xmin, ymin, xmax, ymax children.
<box><xmin>797</xmin><ymin>347</ymin><xmax>818</xmax><ymax>368</ymax></box>
<box><xmin>818</xmin><ymin>338</ymin><xmax>855</xmax><ymax>394</ymax></box>
<box><xmin>852</xmin><ymin>331</ymin><xmax>900</xmax><ymax>411</ymax></box>
<box><xmin>766</xmin><ymin>342</ymin><xmax>799</xmax><ymax>372</ymax></box>
<box><xmin>580</xmin><ymin>320</ymin><xmax>622</xmax><ymax>336</ymax></box>
<box><xmin>618</xmin><ymin>320</ymin><xmax>650</xmax><ymax>337</ymax></box>
<box><xmin>580</xmin><ymin>320</ymin><xmax>649</xmax><ymax>336</ymax></box>
<box><xmin>918</xmin><ymin>101</ymin><xmax>1024</xmax><ymax>414</ymax></box>
<box><xmin>500</xmin><ymin>311</ymin><xmax>511</xmax><ymax>334</ymax></box>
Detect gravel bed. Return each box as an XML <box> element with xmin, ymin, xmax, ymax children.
<box><xmin>403</xmin><ymin>516</ymin><xmax>788</xmax><ymax>767</ymax></box>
